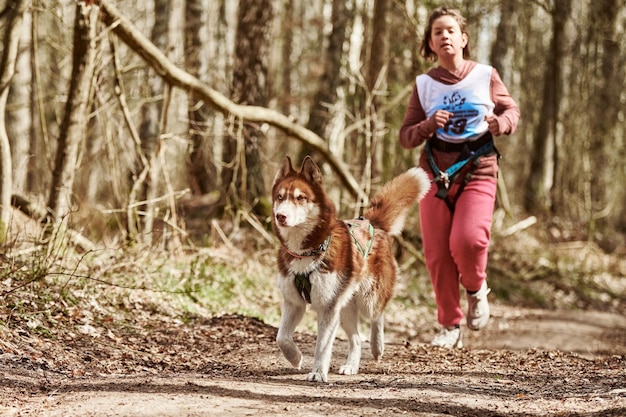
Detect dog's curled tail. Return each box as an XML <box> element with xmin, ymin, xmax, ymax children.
<box><xmin>363</xmin><ymin>167</ymin><xmax>430</xmax><ymax>236</ymax></box>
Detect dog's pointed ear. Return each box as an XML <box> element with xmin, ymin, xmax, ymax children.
<box><xmin>300</xmin><ymin>156</ymin><xmax>323</xmax><ymax>185</ymax></box>
<box><xmin>273</xmin><ymin>156</ymin><xmax>294</xmax><ymax>185</ymax></box>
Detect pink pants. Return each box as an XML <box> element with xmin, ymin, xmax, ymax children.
<box><xmin>419</xmin><ymin>176</ymin><xmax>497</xmax><ymax>327</ymax></box>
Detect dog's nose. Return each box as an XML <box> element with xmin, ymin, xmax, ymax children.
<box><xmin>276</xmin><ymin>213</ymin><xmax>286</xmax><ymax>225</ymax></box>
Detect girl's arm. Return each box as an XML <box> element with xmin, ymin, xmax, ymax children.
<box><xmin>399</xmin><ymin>86</ymin><xmax>436</xmax><ymax>149</ymax></box>
<box><xmin>490</xmin><ymin>68</ymin><xmax>521</xmax><ymax>136</ymax></box>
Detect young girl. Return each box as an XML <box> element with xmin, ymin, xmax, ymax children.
<box><xmin>399</xmin><ymin>7</ymin><xmax>520</xmax><ymax>348</ymax></box>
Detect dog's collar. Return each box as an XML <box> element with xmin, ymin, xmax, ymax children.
<box><xmin>284</xmin><ymin>235</ymin><xmax>332</xmax><ymax>259</ymax></box>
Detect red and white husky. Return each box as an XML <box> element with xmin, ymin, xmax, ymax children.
<box><xmin>271</xmin><ymin>156</ymin><xmax>430</xmax><ymax>382</ymax></box>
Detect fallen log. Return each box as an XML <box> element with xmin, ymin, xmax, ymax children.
<box><xmin>10</xmin><ymin>194</ymin><xmax>98</xmax><ymax>252</ymax></box>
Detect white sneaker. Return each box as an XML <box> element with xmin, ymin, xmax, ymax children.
<box><xmin>431</xmin><ymin>326</ymin><xmax>462</xmax><ymax>348</ymax></box>
<box><xmin>467</xmin><ymin>281</ymin><xmax>491</xmax><ymax>330</ymax></box>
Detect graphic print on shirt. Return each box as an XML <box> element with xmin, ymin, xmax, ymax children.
<box><xmin>417</xmin><ymin>64</ymin><xmax>495</xmax><ymax>142</ymax></box>
<box><xmin>442</xmin><ymin>91</ymin><xmax>475</xmax><ymax>135</ymax></box>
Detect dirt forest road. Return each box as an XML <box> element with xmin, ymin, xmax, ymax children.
<box><xmin>2</xmin><ymin>305</ymin><xmax>625</xmax><ymax>417</ymax></box>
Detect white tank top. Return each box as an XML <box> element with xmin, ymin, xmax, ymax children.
<box><xmin>416</xmin><ymin>64</ymin><xmax>494</xmax><ymax>142</ymax></box>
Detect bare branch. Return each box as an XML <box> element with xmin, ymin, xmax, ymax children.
<box><xmin>497</xmin><ymin>216</ymin><xmax>538</xmax><ymax>238</ymax></box>
<box><xmin>95</xmin><ymin>0</ymin><xmax>366</xmax><ymax>201</ymax></box>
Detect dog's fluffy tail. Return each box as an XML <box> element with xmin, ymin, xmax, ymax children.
<box><xmin>364</xmin><ymin>167</ymin><xmax>430</xmax><ymax>236</ymax></box>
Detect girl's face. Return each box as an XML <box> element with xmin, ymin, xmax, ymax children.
<box><xmin>428</xmin><ymin>15</ymin><xmax>468</xmax><ymax>60</ymax></box>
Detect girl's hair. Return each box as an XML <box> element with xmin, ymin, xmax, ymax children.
<box><xmin>420</xmin><ymin>7</ymin><xmax>471</xmax><ymax>61</ymax></box>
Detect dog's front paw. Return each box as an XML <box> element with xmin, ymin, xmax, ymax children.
<box><xmin>277</xmin><ymin>341</ymin><xmax>303</xmax><ymax>369</ymax></box>
<box><xmin>338</xmin><ymin>364</ymin><xmax>359</xmax><ymax>375</ymax></box>
<box><xmin>291</xmin><ymin>353</ymin><xmax>303</xmax><ymax>369</ymax></box>
<box><xmin>306</xmin><ymin>371</ymin><xmax>328</xmax><ymax>383</ymax></box>
<box><xmin>282</xmin><ymin>350</ymin><xmax>302</xmax><ymax>369</ymax></box>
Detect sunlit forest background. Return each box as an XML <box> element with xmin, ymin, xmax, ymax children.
<box><xmin>1</xmin><ymin>0</ymin><xmax>625</xmax><ymax>284</ymax></box>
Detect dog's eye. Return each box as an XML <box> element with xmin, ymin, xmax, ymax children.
<box><xmin>276</xmin><ymin>193</ymin><xmax>284</xmax><ymax>201</ymax></box>
<box><xmin>296</xmin><ymin>195</ymin><xmax>307</xmax><ymax>202</ymax></box>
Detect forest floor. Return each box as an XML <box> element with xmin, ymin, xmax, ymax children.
<box><xmin>1</xmin><ymin>208</ymin><xmax>625</xmax><ymax>416</ymax></box>
<box><xmin>1</xmin><ymin>307</ymin><xmax>625</xmax><ymax>417</ymax></box>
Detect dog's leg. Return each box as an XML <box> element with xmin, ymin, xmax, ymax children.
<box><xmin>276</xmin><ymin>299</ymin><xmax>306</xmax><ymax>369</ymax></box>
<box><xmin>338</xmin><ymin>299</ymin><xmax>361</xmax><ymax>375</ymax></box>
<box><xmin>370</xmin><ymin>314</ymin><xmax>385</xmax><ymax>360</ymax></box>
<box><xmin>308</xmin><ymin>308</ymin><xmax>340</xmax><ymax>382</ymax></box>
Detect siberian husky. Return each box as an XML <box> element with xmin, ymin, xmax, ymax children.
<box><xmin>271</xmin><ymin>156</ymin><xmax>430</xmax><ymax>382</ymax></box>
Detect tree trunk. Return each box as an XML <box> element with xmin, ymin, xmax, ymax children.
<box><xmin>0</xmin><ymin>0</ymin><xmax>31</xmax><ymax>242</ymax></box>
<box><xmin>300</xmin><ymin>0</ymin><xmax>348</xmax><ymax>161</ymax></box>
<box><xmin>48</xmin><ymin>2</ymin><xmax>99</xmax><ymax>224</ymax></box>
<box><xmin>128</xmin><ymin>0</ymin><xmax>171</xmax><ymax>244</ymax></box>
<box><xmin>524</xmin><ymin>0</ymin><xmax>571</xmax><ymax>214</ymax></box>
<box><xmin>587</xmin><ymin>0</ymin><xmax>624</xmax><ymax>237</ymax></box>
<box><xmin>366</xmin><ymin>0</ymin><xmax>389</xmax><ymax>94</ymax></box>
<box><xmin>221</xmin><ymin>0</ymin><xmax>273</xmax><ymax>215</ymax></box>
<box><xmin>274</xmin><ymin>0</ymin><xmax>296</xmax><ymax>160</ymax></box>
<box><xmin>277</xmin><ymin>0</ymin><xmax>294</xmax><ymax>118</ymax></box>
<box><xmin>363</xmin><ymin>0</ymin><xmax>390</xmax><ymax>189</ymax></box>
<box><xmin>185</xmin><ymin>0</ymin><xmax>216</xmax><ymax>196</ymax></box>
<box><xmin>7</xmin><ymin>8</ymin><xmax>32</xmax><ymax>195</ymax></box>
<box><xmin>29</xmin><ymin>0</ymin><xmax>51</xmax><ymax>196</ymax></box>
<box><xmin>489</xmin><ymin>0</ymin><xmax>517</xmax><ymax>79</ymax></box>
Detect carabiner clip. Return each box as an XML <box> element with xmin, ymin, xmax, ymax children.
<box><xmin>439</xmin><ymin>172</ymin><xmax>450</xmax><ymax>189</ymax></box>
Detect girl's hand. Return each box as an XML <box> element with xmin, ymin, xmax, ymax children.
<box><xmin>485</xmin><ymin>114</ymin><xmax>500</xmax><ymax>136</ymax></box>
<box><xmin>428</xmin><ymin>110</ymin><xmax>454</xmax><ymax>131</ymax></box>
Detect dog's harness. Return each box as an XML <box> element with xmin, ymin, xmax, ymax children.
<box><xmin>289</xmin><ymin>235</ymin><xmax>332</xmax><ymax>303</ymax></box>
<box><xmin>425</xmin><ymin>133</ymin><xmax>498</xmax><ymax>213</ymax></box>
<box><xmin>290</xmin><ymin>219</ymin><xmax>375</xmax><ymax>304</ymax></box>
<box><xmin>294</xmin><ymin>272</ymin><xmax>313</xmax><ymax>303</ymax></box>
<box><xmin>285</xmin><ymin>236</ymin><xmax>332</xmax><ymax>259</ymax></box>
<box><xmin>347</xmin><ymin>217</ymin><xmax>375</xmax><ymax>258</ymax></box>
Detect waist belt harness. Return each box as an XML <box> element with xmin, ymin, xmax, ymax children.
<box><xmin>425</xmin><ymin>133</ymin><xmax>499</xmax><ymax>213</ymax></box>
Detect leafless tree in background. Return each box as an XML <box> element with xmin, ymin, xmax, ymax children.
<box><xmin>0</xmin><ymin>0</ymin><xmax>30</xmax><ymax>243</ymax></box>
<box><xmin>364</xmin><ymin>0</ymin><xmax>391</xmax><ymax>187</ymax></box>
<box><xmin>585</xmin><ymin>0</ymin><xmax>625</xmax><ymax>240</ymax></box>
<box><xmin>126</xmin><ymin>0</ymin><xmax>171</xmax><ymax>244</ymax></box>
<box><xmin>47</xmin><ymin>1</ymin><xmax>100</xmax><ymax>227</ymax></box>
<box><xmin>300</xmin><ymin>0</ymin><xmax>349</xmax><ymax>162</ymax></box>
<box><xmin>524</xmin><ymin>0</ymin><xmax>572</xmax><ymax>214</ymax></box>
<box><xmin>221</xmin><ymin>0</ymin><xmax>273</xmax><ymax>216</ymax></box>
<box><xmin>185</xmin><ymin>0</ymin><xmax>216</xmax><ymax>196</ymax></box>
<box><xmin>6</xmin><ymin>6</ymin><xmax>31</xmax><ymax>195</ymax></box>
